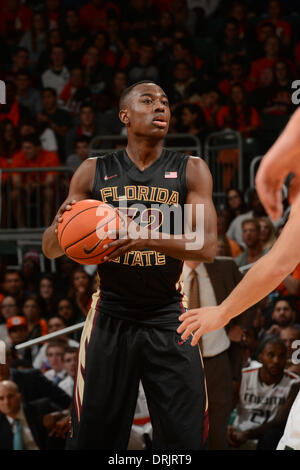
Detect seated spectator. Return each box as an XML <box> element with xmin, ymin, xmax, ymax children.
<box><xmin>165</xmin><ymin>60</ymin><xmax>200</xmax><ymax>108</ymax></box>
<box><xmin>19</xmin><ymin>117</ymin><xmax>58</xmax><ymax>153</ymax></box>
<box><xmin>234</xmin><ymin>219</ymin><xmax>269</xmax><ymax>269</ymax></box>
<box><xmin>79</xmin><ymin>0</ymin><xmax>120</xmax><ymax>34</ymax></box>
<box><xmin>37</xmin><ymin>28</ymin><xmax>63</xmax><ymax>74</ymax></box>
<box><xmin>123</xmin><ymin>0</ymin><xmax>159</xmax><ymax>34</ymax></box>
<box><xmin>218</xmin><ymin>58</ymin><xmax>256</xmax><ymax>97</ymax></box>
<box><xmin>15</xmin><ymin>70</ymin><xmax>42</xmax><ymax>116</ymax></box>
<box><xmin>266</xmin><ymin>297</ymin><xmax>298</xmax><ymax>336</ymax></box>
<box><xmin>42</xmin><ymin>0</ymin><xmax>62</xmax><ymax>30</ymax></box>
<box><xmin>280</xmin><ymin>326</ymin><xmax>300</xmax><ymax>376</ymax></box>
<box><xmin>33</xmin><ymin>316</ymin><xmax>79</xmax><ymax>371</ymax></box>
<box><xmin>3</xmin><ymin>48</ymin><xmax>30</xmax><ymax>83</ymax></box>
<box><xmin>0</xmin><ymin>378</ymin><xmax>68</xmax><ymax>450</ymax></box>
<box><xmin>0</xmin><ymin>81</ymin><xmax>30</xmax><ymax>128</ymax></box>
<box><xmin>65</xmin><ymin>104</ymin><xmax>109</xmax><ymax>156</ymax></box>
<box><xmin>0</xmin><ymin>118</ymin><xmax>20</xmax><ymax>165</ymax></box>
<box><xmin>38</xmin><ymin>274</ymin><xmax>57</xmax><ymax>320</ymax></box>
<box><xmin>2</xmin><ymin>270</ymin><xmax>25</xmax><ymax>305</ymax></box>
<box><xmin>225</xmin><ymin>187</ymin><xmax>248</xmax><ymax>226</ymax></box>
<box><xmin>106</xmin><ymin>16</ymin><xmax>126</xmax><ymax>58</ymax></box>
<box><xmin>0</xmin><ymin>0</ymin><xmax>32</xmax><ymax>40</ymax></box>
<box><xmin>68</xmin><ymin>267</ymin><xmax>93</xmax><ymax>318</ymax></box>
<box><xmin>65</xmin><ymin>136</ymin><xmax>90</xmax><ymax>173</ymax></box>
<box><xmin>44</xmin><ymin>341</ymin><xmax>67</xmax><ymax>385</ymax></box>
<box><xmin>41</xmin><ymin>45</ymin><xmax>70</xmax><ymax>96</ymax></box>
<box><xmin>59</xmin><ymin>67</ymin><xmax>91</xmax><ymax>116</ymax></box>
<box><xmin>119</xmin><ymin>35</ymin><xmax>140</xmax><ymax>71</ymax></box>
<box><xmin>38</xmin><ymin>87</ymin><xmax>73</xmax><ymax>161</ymax></box>
<box><xmin>58</xmin><ymin>346</ymin><xmax>78</xmax><ymax>398</ymax></box>
<box><xmin>21</xmin><ymin>250</ymin><xmax>41</xmax><ymax>294</ymax></box>
<box><xmin>82</xmin><ymin>45</ymin><xmax>112</xmax><ymax>96</ymax></box>
<box><xmin>0</xmin><ymin>296</ymin><xmax>20</xmax><ymax>346</ymax></box>
<box><xmin>93</xmin><ymin>31</ymin><xmax>118</xmax><ymax>69</ymax></box>
<box><xmin>217</xmin><ymin>84</ymin><xmax>261</xmax><ymax>138</ymax></box>
<box><xmin>263</xmin><ymin>59</ymin><xmax>295</xmax><ymax>116</ymax></box>
<box><xmin>128</xmin><ymin>41</ymin><xmax>160</xmax><ymax>85</ymax></box>
<box><xmin>57</xmin><ymin>297</ymin><xmax>84</xmax><ymax>338</ymax></box>
<box><xmin>228</xmin><ymin>337</ymin><xmax>300</xmax><ymax>449</ymax></box>
<box><xmin>18</xmin><ymin>11</ymin><xmax>48</xmax><ymax>69</ymax></box>
<box><xmin>250</xmin><ymin>66</ymin><xmax>274</xmax><ymax>112</ymax></box>
<box><xmin>217</xmin><ymin>209</ymin><xmax>242</xmax><ymax>258</ymax></box>
<box><xmin>259</xmin><ymin>216</ymin><xmax>277</xmax><ymax>250</ymax></box>
<box><xmin>21</xmin><ymin>295</ymin><xmax>47</xmax><ymax>342</ymax></box>
<box><xmin>216</xmin><ymin>17</ymin><xmax>247</xmax><ymax>76</ymax></box>
<box><xmin>241</xmin><ymin>326</ymin><xmax>261</xmax><ymax>369</ymax></box>
<box><xmin>178</xmin><ymin>103</ymin><xmax>207</xmax><ymax>139</ymax></box>
<box><xmin>171</xmin><ymin>38</ymin><xmax>204</xmax><ymax>74</ymax></box>
<box><xmin>199</xmin><ymin>87</ymin><xmax>221</xmax><ymax>131</ymax></box>
<box><xmin>257</xmin><ymin>0</ymin><xmax>292</xmax><ymax>48</ymax></box>
<box><xmin>10</xmin><ymin>134</ymin><xmax>60</xmax><ymax>227</ymax></box>
<box><xmin>6</xmin><ymin>316</ymin><xmax>31</xmax><ymax>364</ymax></box>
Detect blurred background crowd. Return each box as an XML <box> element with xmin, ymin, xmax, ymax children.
<box><xmin>1</xmin><ymin>0</ymin><xmax>300</xmax><ymax>451</ymax></box>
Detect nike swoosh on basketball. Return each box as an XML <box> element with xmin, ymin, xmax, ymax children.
<box><xmin>83</xmin><ymin>239</ymin><xmax>103</xmax><ymax>254</ymax></box>
<box><xmin>104</xmin><ymin>174</ymin><xmax>118</xmax><ymax>180</ymax></box>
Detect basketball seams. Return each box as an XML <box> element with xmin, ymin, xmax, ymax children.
<box><xmin>58</xmin><ymin>205</ymin><xmax>100</xmax><ymax>245</ymax></box>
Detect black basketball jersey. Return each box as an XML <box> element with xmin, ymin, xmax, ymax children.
<box><xmin>92</xmin><ymin>148</ymin><xmax>190</xmax><ymax>325</ymax></box>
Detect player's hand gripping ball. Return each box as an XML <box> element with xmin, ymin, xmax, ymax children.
<box><xmin>57</xmin><ymin>199</ymin><xmax>120</xmax><ymax>264</ymax></box>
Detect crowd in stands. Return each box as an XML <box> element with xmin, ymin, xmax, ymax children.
<box><xmin>1</xmin><ymin>0</ymin><xmax>300</xmax><ymax>451</ymax></box>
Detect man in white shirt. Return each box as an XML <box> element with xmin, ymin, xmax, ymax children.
<box><xmin>58</xmin><ymin>347</ymin><xmax>78</xmax><ymax>398</ymax></box>
<box><xmin>44</xmin><ymin>341</ymin><xmax>67</xmax><ymax>385</ymax></box>
<box><xmin>183</xmin><ymin>257</ymin><xmax>256</xmax><ymax>449</ymax></box>
<box><xmin>41</xmin><ymin>46</ymin><xmax>70</xmax><ymax>96</ymax></box>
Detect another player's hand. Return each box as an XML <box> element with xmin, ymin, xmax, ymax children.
<box><xmin>54</xmin><ymin>200</ymin><xmax>77</xmax><ymax>234</ymax></box>
<box><xmin>101</xmin><ymin>211</ymin><xmax>148</xmax><ymax>261</ymax></box>
<box><xmin>177</xmin><ymin>306</ymin><xmax>229</xmax><ymax>346</ymax></box>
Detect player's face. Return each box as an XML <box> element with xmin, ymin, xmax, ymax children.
<box><xmin>260</xmin><ymin>343</ymin><xmax>286</xmax><ymax>377</ymax></box>
<box><xmin>122</xmin><ymin>84</ymin><xmax>170</xmax><ymax>138</ymax></box>
<box><xmin>272</xmin><ymin>301</ymin><xmax>295</xmax><ymax>326</ymax></box>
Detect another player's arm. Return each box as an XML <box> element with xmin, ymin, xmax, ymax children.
<box><xmin>104</xmin><ymin>157</ymin><xmax>218</xmax><ymax>262</ymax></box>
<box><xmin>42</xmin><ymin>158</ymin><xmax>96</xmax><ymax>259</ymax></box>
<box><xmin>178</xmin><ymin>192</ymin><xmax>300</xmax><ymax>345</ymax></box>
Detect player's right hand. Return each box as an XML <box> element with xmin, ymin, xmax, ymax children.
<box><xmin>54</xmin><ymin>199</ymin><xmax>77</xmax><ymax>233</ymax></box>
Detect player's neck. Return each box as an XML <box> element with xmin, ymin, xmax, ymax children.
<box><xmin>259</xmin><ymin>367</ymin><xmax>283</xmax><ymax>386</ymax></box>
<box><xmin>126</xmin><ymin>139</ymin><xmax>164</xmax><ymax>171</ymax></box>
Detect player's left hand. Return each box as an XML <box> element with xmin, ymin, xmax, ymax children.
<box><xmin>101</xmin><ymin>211</ymin><xmax>149</xmax><ymax>262</ymax></box>
<box><xmin>177</xmin><ymin>306</ymin><xmax>229</xmax><ymax>346</ymax></box>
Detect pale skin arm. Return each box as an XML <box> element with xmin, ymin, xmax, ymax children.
<box><xmin>42</xmin><ymin>158</ymin><xmax>96</xmax><ymax>259</ymax></box>
<box><xmin>178</xmin><ymin>192</ymin><xmax>300</xmax><ymax>346</ymax></box>
<box><xmin>255</xmin><ymin>107</ymin><xmax>300</xmax><ymax>221</ymax></box>
<box><xmin>103</xmin><ymin>157</ymin><xmax>218</xmax><ymax>262</ymax></box>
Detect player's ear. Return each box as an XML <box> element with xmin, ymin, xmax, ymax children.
<box><xmin>119</xmin><ymin>108</ymin><xmax>129</xmax><ymax>126</ymax></box>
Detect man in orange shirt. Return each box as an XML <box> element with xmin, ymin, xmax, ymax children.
<box><xmin>11</xmin><ymin>134</ymin><xmax>60</xmax><ymax>227</ymax></box>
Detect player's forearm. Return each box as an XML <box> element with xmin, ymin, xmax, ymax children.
<box><xmin>42</xmin><ymin>224</ymin><xmax>64</xmax><ymax>259</ymax></box>
<box><xmin>146</xmin><ymin>231</ymin><xmax>217</xmax><ymax>262</ymax></box>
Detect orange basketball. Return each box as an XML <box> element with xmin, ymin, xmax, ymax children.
<box><xmin>57</xmin><ymin>199</ymin><xmax>120</xmax><ymax>265</ymax></box>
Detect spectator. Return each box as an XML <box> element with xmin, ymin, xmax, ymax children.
<box><xmin>234</xmin><ymin>219</ymin><xmax>269</xmax><ymax>268</ymax></box>
<box><xmin>0</xmin><ymin>81</ymin><xmax>30</xmax><ymax>128</ymax></box>
<box><xmin>21</xmin><ymin>295</ymin><xmax>47</xmax><ymax>342</ymax></box>
<box><xmin>38</xmin><ymin>87</ymin><xmax>72</xmax><ymax>160</ymax></box>
<box><xmin>2</xmin><ymin>270</ymin><xmax>25</xmax><ymax>305</ymax></box>
<box><xmin>79</xmin><ymin>0</ymin><xmax>120</xmax><ymax>34</ymax></box>
<box><xmin>19</xmin><ymin>117</ymin><xmax>58</xmax><ymax>153</ymax></box>
<box><xmin>216</xmin><ymin>17</ymin><xmax>247</xmax><ymax>76</ymax></box>
<box><xmin>0</xmin><ymin>0</ymin><xmax>32</xmax><ymax>39</ymax></box>
<box><xmin>241</xmin><ymin>326</ymin><xmax>261</xmax><ymax>369</ymax></box>
<box><xmin>41</xmin><ymin>45</ymin><xmax>70</xmax><ymax>96</ymax></box>
<box><xmin>218</xmin><ymin>58</ymin><xmax>256</xmax><ymax>97</ymax></box>
<box><xmin>57</xmin><ymin>297</ymin><xmax>84</xmax><ymax>330</ymax></box>
<box><xmin>217</xmin><ymin>84</ymin><xmax>261</xmax><ymax>138</ymax></box>
<box><xmin>38</xmin><ymin>274</ymin><xmax>57</xmax><ymax>320</ymax></box>
<box><xmin>15</xmin><ymin>70</ymin><xmax>42</xmax><ymax>116</ymax></box>
<box><xmin>280</xmin><ymin>326</ymin><xmax>300</xmax><ymax>376</ymax></box>
<box><xmin>21</xmin><ymin>250</ymin><xmax>41</xmax><ymax>294</ymax></box>
<box><xmin>6</xmin><ymin>48</ymin><xmax>30</xmax><ymax>80</ymax></box>
<box><xmin>65</xmin><ymin>136</ymin><xmax>90</xmax><ymax>173</ymax></box>
<box><xmin>93</xmin><ymin>31</ymin><xmax>118</xmax><ymax>69</ymax></box>
<box><xmin>58</xmin><ymin>346</ymin><xmax>78</xmax><ymax>397</ymax></box>
<box><xmin>249</xmin><ymin>35</ymin><xmax>283</xmax><ymax>87</ymax></box>
<box><xmin>257</xmin><ymin>0</ymin><xmax>292</xmax><ymax>48</ymax></box>
<box><xmin>263</xmin><ymin>59</ymin><xmax>295</xmax><ymax>116</ymax></box>
<box><xmin>33</xmin><ymin>316</ymin><xmax>79</xmax><ymax>371</ymax></box>
<box><xmin>43</xmin><ymin>0</ymin><xmax>62</xmax><ymax>30</ymax></box>
<box><xmin>6</xmin><ymin>316</ymin><xmax>31</xmax><ymax>364</ymax></box>
<box><xmin>82</xmin><ymin>45</ymin><xmax>112</xmax><ymax>96</ymax></box>
<box><xmin>225</xmin><ymin>188</ymin><xmax>248</xmax><ymax>226</ymax></box>
<box><xmin>10</xmin><ymin>134</ymin><xmax>60</xmax><ymax>227</ymax></box>
<box><xmin>119</xmin><ymin>35</ymin><xmax>140</xmax><ymax>71</ymax></box>
<box><xmin>250</xmin><ymin>66</ymin><xmax>274</xmax><ymax>113</ymax></box>
<box><xmin>59</xmin><ymin>67</ymin><xmax>91</xmax><ymax>116</ymax></box>
<box><xmin>37</xmin><ymin>28</ymin><xmax>64</xmax><ymax>74</ymax></box>
<box><xmin>0</xmin><ymin>296</ymin><xmax>20</xmax><ymax>346</ymax></box>
<box><xmin>217</xmin><ymin>209</ymin><xmax>242</xmax><ymax>258</ymax></box>
<box><xmin>165</xmin><ymin>60</ymin><xmax>200</xmax><ymax>107</ymax></box>
<box><xmin>123</xmin><ymin>0</ymin><xmax>159</xmax><ymax>34</ymax></box>
<box><xmin>0</xmin><ymin>119</ymin><xmax>20</xmax><ymax>164</ymax></box>
<box><xmin>200</xmin><ymin>87</ymin><xmax>221</xmax><ymax>130</ymax></box>
<box><xmin>106</xmin><ymin>16</ymin><xmax>126</xmax><ymax>58</ymax></box>
<box><xmin>127</xmin><ymin>41</ymin><xmax>160</xmax><ymax>85</ymax></box>
<box><xmin>179</xmin><ymin>103</ymin><xmax>206</xmax><ymax>139</ymax></box>
<box><xmin>68</xmin><ymin>267</ymin><xmax>92</xmax><ymax>318</ymax></box>
<box><xmin>216</xmin><ymin>234</ymin><xmax>233</xmax><ymax>257</ymax></box>
<box><xmin>258</xmin><ymin>216</ymin><xmax>277</xmax><ymax>250</ymax></box>
<box><xmin>65</xmin><ymin>104</ymin><xmax>108</xmax><ymax>156</ymax></box>
<box><xmin>228</xmin><ymin>337</ymin><xmax>299</xmax><ymax>450</ymax></box>
<box><xmin>19</xmin><ymin>11</ymin><xmax>48</xmax><ymax>69</ymax></box>
<box><xmin>266</xmin><ymin>297</ymin><xmax>298</xmax><ymax>336</ymax></box>
<box><xmin>44</xmin><ymin>341</ymin><xmax>67</xmax><ymax>385</ymax></box>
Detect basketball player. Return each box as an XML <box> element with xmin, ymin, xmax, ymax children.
<box><xmin>42</xmin><ymin>81</ymin><xmax>218</xmax><ymax>449</ymax></box>
<box><xmin>178</xmin><ymin>107</ymin><xmax>300</xmax><ymax>449</ymax></box>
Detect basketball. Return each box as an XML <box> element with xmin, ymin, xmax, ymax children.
<box><xmin>57</xmin><ymin>199</ymin><xmax>120</xmax><ymax>264</ymax></box>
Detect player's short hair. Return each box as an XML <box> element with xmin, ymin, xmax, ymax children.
<box><xmin>119</xmin><ymin>80</ymin><xmax>158</xmax><ymax>110</ymax></box>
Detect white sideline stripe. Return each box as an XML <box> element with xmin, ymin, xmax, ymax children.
<box><xmin>15</xmin><ymin>322</ymin><xmax>85</xmax><ymax>350</ymax></box>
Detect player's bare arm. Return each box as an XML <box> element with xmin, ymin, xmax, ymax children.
<box><xmin>255</xmin><ymin>107</ymin><xmax>300</xmax><ymax>221</ymax></box>
<box><xmin>177</xmin><ymin>191</ymin><xmax>300</xmax><ymax>345</ymax></box>
<box><xmin>102</xmin><ymin>157</ymin><xmax>217</xmax><ymax>262</ymax></box>
<box><xmin>42</xmin><ymin>158</ymin><xmax>96</xmax><ymax>259</ymax></box>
